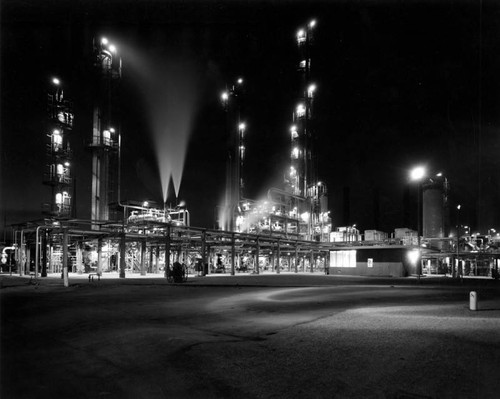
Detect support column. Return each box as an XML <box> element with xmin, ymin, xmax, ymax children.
<box><xmin>276</xmin><ymin>239</ymin><xmax>281</xmax><ymax>274</ymax></box>
<box><xmin>19</xmin><ymin>232</ymin><xmax>25</xmax><ymax>276</ymax></box>
<box><xmin>97</xmin><ymin>237</ymin><xmax>103</xmax><ymax>276</ymax></box>
<box><xmin>294</xmin><ymin>245</ymin><xmax>299</xmax><ymax>273</ymax></box>
<box><xmin>155</xmin><ymin>246</ymin><xmax>160</xmax><ymax>274</ymax></box>
<box><xmin>164</xmin><ymin>225</ymin><xmax>171</xmax><ymax>278</ymax></box>
<box><xmin>26</xmin><ymin>246</ymin><xmax>31</xmax><ymax>276</ymax></box>
<box><xmin>231</xmin><ymin>233</ymin><xmax>236</xmax><ymax>276</ymax></box>
<box><xmin>255</xmin><ymin>236</ymin><xmax>260</xmax><ymax>274</ymax></box>
<box><xmin>201</xmin><ymin>230</ymin><xmax>206</xmax><ymax>276</ymax></box>
<box><xmin>310</xmin><ymin>250</ymin><xmax>314</xmax><ymax>273</ymax></box>
<box><xmin>149</xmin><ymin>245</ymin><xmax>154</xmax><ymax>273</ymax></box>
<box><xmin>140</xmin><ymin>240</ymin><xmax>146</xmax><ymax>276</ymax></box>
<box><xmin>119</xmin><ymin>232</ymin><xmax>126</xmax><ymax>278</ymax></box>
<box><xmin>62</xmin><ymin>228</ymin><xmax>69</xmax><ymax>287</ymax></box>
<box><xmin>76</xmin><ymin>242</ymin><xmax>83</xmax><ymax>274</ymax></box>
<box><xmin>41</xmin><ymin>230</ymin><xmax>48</xmax><ymax>277</ymax></box>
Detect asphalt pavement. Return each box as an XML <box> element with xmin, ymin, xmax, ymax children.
<box><xmin>2</xmin><ymin>272</ymin><xmax>500</xmax><ymax>398</ymax></box>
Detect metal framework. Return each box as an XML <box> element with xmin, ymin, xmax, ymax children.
<box><xmin>42</xmin><ymin>79</ymin><xmax>74</xmax><ymax>218</ymax></box>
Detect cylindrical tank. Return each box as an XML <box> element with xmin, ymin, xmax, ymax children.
<box><xmin>422</xmin><ymin>177</ymin><xmax>449</xmax><ymax>248</ymax></box>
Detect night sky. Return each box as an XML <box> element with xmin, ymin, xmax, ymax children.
<box><xmin>2</xmin><ymin>0</ymin><xmax>500</xmax><ymax>237</ymax></box>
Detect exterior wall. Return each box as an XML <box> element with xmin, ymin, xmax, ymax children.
<box><xmin>329</xmin><ymin>248</ymin><xmax>412</xmax><ymax>277</ymax></box>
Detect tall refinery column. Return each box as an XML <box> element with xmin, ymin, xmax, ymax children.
<box><xmin>88</xmin><ymin>37</ymin><xmax>121</xmax><ymax>228</ymax></box>
<box><xmin>292</xmin><ymin>20</ymin><xmax>316</xmax><ymax>198</ymax></box>
<box><xmin>43</xmin><ymin>77</ymin><xmax>74</xmax><ymax>219</ymax></box>
<box><xmin>220</xmin><ymin>78</ymin><xmax>245</xmax><ymax>232</ymax></box>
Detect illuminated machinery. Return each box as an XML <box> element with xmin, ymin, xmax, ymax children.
<box><xmin>284</xmin><ymin>19</ymin><xmax>331</xmax><ymax>241</ymax></box>
<box><xmin>87</xmin><ymin>37</ymin><xmax>122</xmax><ymax>228</ymax></box>
<box><xmin>125</xmin><ymin>202</ymin><xmax>190</xmax><ymax>233</ymax></box>
<box><xmin>42</xmin><ymin>77</ymin><xmax>74</xmax><ymax>218</ymax></box>
<box><xmin>231</xmin><ymin>20</ymin><xmax>331</xmax><ymax>242</ymax></box>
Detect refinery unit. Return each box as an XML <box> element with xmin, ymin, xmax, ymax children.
<box><xmin>218</xmin><ymin>19</ymin><xmax>332</xmax><ymax>243</ymax></box>
<box><xmin>3</xmin><ymin>20</ymin><xmax>500</xmax><ymax>281</ymax></box>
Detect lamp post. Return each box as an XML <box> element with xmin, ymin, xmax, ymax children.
<box><xmin>410</xmin><ymin>166</ymin><xmax>426</xmax><ymax>280</ymax></box>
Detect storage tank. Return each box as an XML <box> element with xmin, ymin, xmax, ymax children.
<box><xmin>422</xmin><ymin>177</ymin><xmax>449</xmax><ymax>244</ymax></box>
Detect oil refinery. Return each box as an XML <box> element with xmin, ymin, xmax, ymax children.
<box><xmin>3</xmin><ymin>20</ymin><xmax>500</xmax><ymax>283</ymax></box>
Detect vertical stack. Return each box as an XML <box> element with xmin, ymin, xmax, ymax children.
<box><xmin>220</xmin><ymin>77</ymin><xmax>245</xmax><ymax>231</ymax></box>
<box><xmin>288</xmin><ymin>19</ymin><xmax>317</xmax><ymax>197</ymax></box>
<box><xmin>43</xmin><ymin>77</ymin><xmax>74</xmax><ymax>218</ymax></box>
<box><xmin>88</xmin><ymin>37</ymin><xmax>122</xmax><ymax>226</ymax></box>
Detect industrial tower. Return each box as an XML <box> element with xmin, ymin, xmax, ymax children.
<box><xmin>88</xmin><ymin>37</ymin><xmax>121</xmax><ymax>226</ymax></box>
<box><xmin>216</xmin><ymin>20</ymin><xmax>331</xmax><ymax>242</ymax></box>
<box><xmin>284</xmin><ymin>19</ymin><xmax>331</xmax><ymax>241</ymax></box>
<box><xmin>220</xmin><ymin>78</ymin><xmax>246</xmax><ymax>231</ymax></box>
<box><xmin>43</xmin><ymin>77</ymin><xmax>74</xmax><ymax>218</ymax></box>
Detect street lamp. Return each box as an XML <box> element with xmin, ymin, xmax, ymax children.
<box><xmin>410</xmin><ymin>165</ymin><xmax>426</xmax><ymax>280</ymax></box>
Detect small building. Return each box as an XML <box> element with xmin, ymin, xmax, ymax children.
<box><xmin>328</xmin><ymin>246</ymin><xmax>417</xmax><ymax>277</ymax></box>
<box><xmin>364</xmin><ymin>230</ymin><xmax>388</xmax><ymax>241</ymax></box>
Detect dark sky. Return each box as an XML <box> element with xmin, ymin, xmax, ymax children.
<box><xmin>2</xmin><ymin>0</ymin><xmax>500</xmax><ymax>237</ymax></box>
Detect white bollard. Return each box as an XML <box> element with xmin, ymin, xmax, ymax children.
<box><xmin>469</xmin><ymin>291</ymin><xmax>478</xmax><ymax>311</ymax></box>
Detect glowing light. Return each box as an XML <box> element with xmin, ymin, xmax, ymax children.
<box><xmin>300</xmin><ymin>212</ymin><xmax>310</xmax><ymax>222</ymax></box>
<box><xmin>64</xmin><ymin>161</ymin><xmax>70</xmax><ymax>167</ymax></box>
<box><xmin>457</xmin><ymin>204</ymin><xmax>461</xmax><ymax>210</ymax></box>
<box><xmin>52</xmin><ymin>77</ymin><xmax>60</xmax><ymax>85</ymax></box>
<box><xmin>292</xmin><ymin>147</ymin><xmax>299</xmax><ymax>158</ymax></box>
<box><xmin>221</xmin><ymin>92</ymin><xmax>229</xmax><ymax>101</ymax></box>
<box><xmin>238</xmin><ymin>122</ymin><xmax>246</xmax><ymax>130</ymax></box>
<box><xmin>407</xmin><ymin>249</ymin><xmax>420</xmax><ymax>264</ymax></box>
<box><xmin>410</xmin><ymin>166</ymin><xmax>426</xmax><ymax>181</ymax></box>
<box><xmin>101</xmin><ymin>37</ymin><xmax>108</xmax><ymax>45</ymax></box>
<box><xmin>53</xmin><ymin>129</ymin><xmax>61</xmax><ymax>135</ymax></box>
<box><xmin>109</xmin><ymin>127</ymin><xmax>115</xmax><ymax>133</ymax></box>
<box><xmin>237</xmin><ymin>78</ymin><xmax>243</xmax><ymax>84</ymax></box>
<box><xmin>296</xmin><ymin>103</ymin><xmax>306</xmax><ymax>117</ymax></box>
<box><xmin>143</xmin><ymin>201</ymin><xmax>149</xmax><ymax>207</ymax></box>
<box><xmin>307</xmin><ymin>84</ymin><xmax>316</xmax><ymax>96</ymax></box>
<box><xmin>309</xmin><ymin>20</ymin><xmax>317</xmax><ymax>28</ymax></box>
<box><xmin>109</xmin><ymin>44</ymin><xmax>117</xmax><ymax>53</ymax></box>
<box><xmin>297</xmin><ymin>29</ymin><xmax>305</xmax><ymax>38</ymax></box>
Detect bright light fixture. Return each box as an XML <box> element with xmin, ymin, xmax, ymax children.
<box><xmin>52</xmin><ymin>78</ymin><xmax>60</xmax><ymax>85</ymax></box>
<box><xmin>410</xmin><ymin>166</ymin><xmax>426</xmax><ymax>181</ymax></box>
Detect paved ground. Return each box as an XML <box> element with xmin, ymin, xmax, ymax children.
<box><xmin>2</xmin><ymin>273</ymin><xmax>500</xmax><ymax>398</ymax></box>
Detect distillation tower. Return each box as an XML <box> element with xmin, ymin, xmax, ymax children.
<box><xmin>218</xmin><ymin>20</ymin><xmax>331</xmax><ymax>242</ymax></box>
<box><xmin>43</xmin><ymin>78</ymin><xmax>74</xmax><ymax>218</ymax></box>
<box><xmin>283</xmin><ymin>19</ymin><xmax>331</xmax><ymax>241</ymax></box>
<box><xmin>219</xmin><ymin>78</ymin><xmax>246</xmax><ymax>232</ymax></box>
<box><xmin>88</xmin><ymin>37</ymin><xmax>122</xmax><ymax>226</ymax></box>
